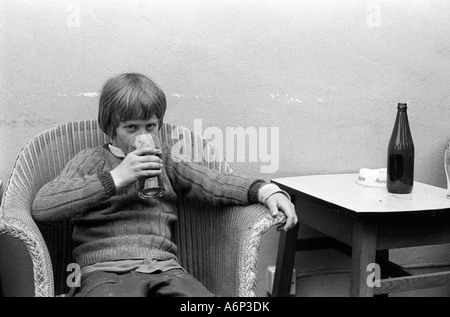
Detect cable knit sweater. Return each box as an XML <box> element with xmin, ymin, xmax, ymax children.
<box><xmin>32</xmin><ymin>143</ymin><xmax>266</xmax><ymax>268</ymax></box>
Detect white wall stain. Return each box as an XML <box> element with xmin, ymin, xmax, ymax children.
<box><xmin>77</xmin><ymin>92</ymin><xmax>99</xmax><ymax>97</ymax></box>
<box><xmin>270</xmin><ymin>93</ymin><xmax>303</xmax><ymax>104</ymax></box>
<box><xmin>57</xmin><ymin>92</ymin><xmax>99</xmax><ymax>97</ymax></box>
<box><xmin>270</xmin><ymin>93</ymin><xmax>279</xmax><ymax>99</ymax></box>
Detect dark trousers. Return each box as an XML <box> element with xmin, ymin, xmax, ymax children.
<box><xmin>69</xmin><ymin>269</ymin><xmax>214</xmax><ymax>297</ymax></box>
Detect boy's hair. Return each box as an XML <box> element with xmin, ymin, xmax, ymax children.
<box><xmin>98</xmin><ymin>73</ymin><xmax>166</xmax><ymax>138</ymax></box>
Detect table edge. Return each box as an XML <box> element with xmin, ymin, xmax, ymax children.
<box><xmin>272</xmin><ymin>179</ymin><xmax>450</xmax><ymax>219</ymax></box>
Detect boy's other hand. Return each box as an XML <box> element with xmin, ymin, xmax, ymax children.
<box><xmin>265</xmin><ymin>193</ymin><xmax>298</xmax><ymax>231</ymax></box>
<box><xmin>110</xmin><ymin>148</ymin><xmax>163</xmax><ymax>190</ymax></box>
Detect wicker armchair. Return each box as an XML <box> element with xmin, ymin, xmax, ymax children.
<box><xmin>0</xmin><ymin>120</ymin><xmax>284</xmax><ymax>297</ymax></box>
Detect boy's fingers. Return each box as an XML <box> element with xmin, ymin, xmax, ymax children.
<box><xmin>140</xmin><ymin>162</ymin><xmax>164</xmax><ymax>170</ymax></box>
<box><xmin>283</xmin><ymin>216</ymin><xmax>296</xmax><ymax>231</ymax></box>
<box><xmin>134</xmin><ymin>147</ymin><xmax>159</xmax><ymax>156</ymax></box>
<box><xmin>278</xmin><ymin>201</ymin><xmax>297</xmax><ymax>231</ymax></box>
<box><xmin>138</xmin><ymin>155</ymin><xmax>163</xmax><ymax>164</ymax></box>
<box><xmin>266</xmin><ymin>199</ymin><xmax>279</xmax><ymax>217</ymax></box>
<box><xmin>143</xmin><ymin>169</ymin><xmax>162</xmax><ymax>178</ymax></box>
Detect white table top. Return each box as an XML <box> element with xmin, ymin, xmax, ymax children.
<box><xmin>272</xmin><ymin>174</ymin><xmax>450</xmax><ymax>214</ymax></box>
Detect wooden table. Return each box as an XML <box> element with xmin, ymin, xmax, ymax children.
<box><xmin>271</xmin><ymin>174</ymin><xmax>450</xmax><ymax>297</ymax></box>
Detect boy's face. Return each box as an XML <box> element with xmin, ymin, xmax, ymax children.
<box><xmin>112</xmin><ymin>115</ymin><xmax>160</xmax><ymax>154</ymax></box>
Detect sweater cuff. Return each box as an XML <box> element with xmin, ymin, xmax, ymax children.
<box><xmin>248</xmin><ymin>180</ymin><xmax>268</xmax><ymax>203</ymax></box>
<box><xmin>98</xmin><ymin>171</ymin><xmax>116</xmax><ymax>198</ymax></box>
<box><xmin>258</xmin><ymin>183</ymin><xmax>291</xmax><ymax>205</ymax></box>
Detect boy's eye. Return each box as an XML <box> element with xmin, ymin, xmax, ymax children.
<box><xmin>126</xmin><ymin>125</ymin><xmax>137</xmax><ymax>132</ymax></box>
<box><xmin>146</xmin><ymin>124</ymin><xmax>156</xmax><ymax>130</ymax></box>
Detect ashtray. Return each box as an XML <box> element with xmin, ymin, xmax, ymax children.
<box><xmin>356</xmin><ymin>168</ymin><xmax>387</xmax><ymax>188</ymax></box>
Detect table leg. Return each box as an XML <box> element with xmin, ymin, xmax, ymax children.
<box><xmin>375</xmin><ymin>250</ymin><xmax>389</xmax><ymax>297</ymax></box>
<box><xmin>271</xmin><ymin>194</ymin><xmax>299</xmax><ymax>297</ymax></box>
<box><xmin>350</xmin><ymin>218</ymin><xmax>378</xmax><ymax>297</ymax></box>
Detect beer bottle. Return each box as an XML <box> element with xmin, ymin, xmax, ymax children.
<box><xmin>387</xmin><ymin>103</ymin><xmax>415</xmax><ymax>194</ymax></box>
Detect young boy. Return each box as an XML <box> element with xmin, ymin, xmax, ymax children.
<box><xmin>32</xmin><ymin>73</ymin><xmax>298</xmax><ymax>297</ymax></box>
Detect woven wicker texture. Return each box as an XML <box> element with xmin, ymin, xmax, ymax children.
<box><xmin>0</xmin><ymin>120</ymin><xmax>285</xmax><ymax>297</ymax></box>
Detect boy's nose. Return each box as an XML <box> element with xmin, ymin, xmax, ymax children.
<box><xmin>136</xmin><ymin>129</ymin><xmax>148</xmax><ymax>135</ymax></box>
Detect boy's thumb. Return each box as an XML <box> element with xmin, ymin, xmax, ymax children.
<box><xmin>267</xmin><ymin>199</ymin><xmax>279</xmax><ymax>217</ymax></box>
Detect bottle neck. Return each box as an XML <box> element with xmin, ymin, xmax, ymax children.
<box><xmin>397</xmin><ymin>108</ymin><xmax>408</xmax><ymax>124</ymax></box>
<box><xmin>397</xmin><ymin>103</ymin><xmax>407</xmax><ymax>111</ymax></box>
<box><xmin>390</xmin><ymin>107</ymin><xmax>413</xmax><ymax>146</ymax></box>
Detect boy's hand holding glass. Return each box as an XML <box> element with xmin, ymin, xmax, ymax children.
<box><xmin>128</xmin><ymin>134</ymin><xmax>165</xmax><ymax>198</ymax></box>
<box><xmin>110</xmin><ymin>134</ymin><xmax>165</xmax><ymax>198</ymax></box>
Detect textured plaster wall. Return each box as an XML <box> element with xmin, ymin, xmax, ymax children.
<box><xmin>1</xmin><ymin>0</ymin><xmax>450</xmax><ymax>296</ymax></box>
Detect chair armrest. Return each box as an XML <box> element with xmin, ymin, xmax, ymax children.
<box><xmin>1</xmin><ymin>174</ymin><xmax>55</xmax><ymax>297</ymax></box>
<box><xmin>0</xmin><ymin>207</ymin><xmax>54</xmax><ymax>297</ymax></box>
<box><xmin>175</xmin><ymin>200</ymin><xmax>286</xmax><ymax>297</ymax></box>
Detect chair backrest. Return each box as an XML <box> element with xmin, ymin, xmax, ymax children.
<box><xmin>2</xmin><ymin>120</ymin><xmax>232</xmax><ymax>295</ymax></box>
